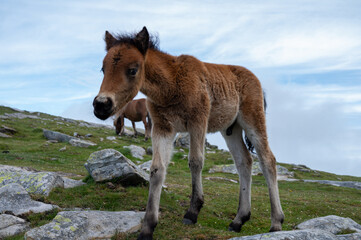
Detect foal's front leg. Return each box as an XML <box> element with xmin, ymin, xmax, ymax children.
<box><xmin>138</xmin><ymin>127</ymin><xmax>175</xmax><ymax>240</ymax></box>
<box><xmin>183</xmin><ymin>125</ymin><xmax>206</xmax><ymax>225</ymax></box>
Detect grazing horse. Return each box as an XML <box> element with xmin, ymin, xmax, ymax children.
<box><xmin>93</xmin><ymin>27</ymin><xmax>284</xmax><ymax>239</ymax></box>
<box><xmin>113</xmin><ymin>98</ymin><xmax>152</xmax><ymax>140</ymax></box>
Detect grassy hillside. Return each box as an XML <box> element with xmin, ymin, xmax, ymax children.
<box><xmin>1</xmin><ymin>106</ymin><xmax>360</xmax><ymax>240</ymax></box>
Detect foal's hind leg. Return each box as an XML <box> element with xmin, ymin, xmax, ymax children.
<box><xmin>241</xmin><ymin>117</ymin><xmax>284</xmax><ymax>232</ymax></box>
<box><xmin>221</xmin><ymin>122</ymin><xmax>253</xmax><ymax>232</ymax></box>
<box><xmin>132</xmin><ymin>121</ymin><xmax>138</xmax><ymax>137</ymax></box>
<box><xmin>183</xmin><ymin>123</ymin><xmax>207</xmax><ymax>225</ymax></box>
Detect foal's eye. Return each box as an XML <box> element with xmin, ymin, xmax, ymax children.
<box><xmin>127</xmin><ymin>67</ymin><xmax>138</xmax><ymax>76</ymax></box>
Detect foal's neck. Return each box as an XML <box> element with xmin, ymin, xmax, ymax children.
<box><xmin>140</xmin><ymin>49</ymin><xmax>177</xmax><ymax>106</ymax></box>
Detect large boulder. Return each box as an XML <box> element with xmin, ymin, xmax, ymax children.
<box><xmin>43</xmin><ymin>129</ymin><xmax>74</xmax><ymax>143</ymax></box>
<box><xmin>0</xmin><ymin>165</ymin><xmax>64</xmax><ymax>195</ymax></box>
<box><xmin>303</xmin><ymin>180</ymin><xmax>361</xmax><ymax>191</ymax></box>
<box><xmin>296</xmin><ymin>215</ymin><xmax>361</xmax><ymax>234</ymax></box>
<box><xmin>123</xmin><ymin>145</ymin><xmax>146</xmax><ymax>159</ymax></box>
<box><xmin>174</xmin><ymin>133</ymin><xmax>190</xmax><ymax>148</ymax></box>
<box><xmin>0</xmin><ymin>183</ymin><xmax>59</xmax><ymax>216</ymax></box>
<box><xmin>84</xmin><ymin>149</ymin><xmax>149</xmax><ymax>185</ymax></box>
<box><xmin>24</xmin><ymin>210</ymin><xmax>145</xmax><ymax>240</ymax></box>
<box><xmin>0</xmin><ymin>214</ymin><xmax>30</xmax><ymax>239</ymax></box>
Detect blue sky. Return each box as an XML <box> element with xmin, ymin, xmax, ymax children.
<box><xmin>1</xmin><ymin>0</ymin><xmax>361</xmax><ymax>176</ymax></box>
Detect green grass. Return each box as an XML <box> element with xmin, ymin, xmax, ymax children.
<box><xmin>1</xmin><ymin>105</ymin><xmax>361</xmax><ymax>240</ymax></box>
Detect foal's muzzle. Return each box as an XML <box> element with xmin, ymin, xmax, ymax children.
<box><xmin>93</xmin><ymin>96</ymin><xmax>113</xmax><ymax>120</ymax></box>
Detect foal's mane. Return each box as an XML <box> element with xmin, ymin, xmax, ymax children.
<box><xmin>112</xmin><ymin>31</ymin><xmax>160</xmax><ymax>51</ymax></box>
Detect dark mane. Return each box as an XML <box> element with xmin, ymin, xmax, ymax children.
<box><xmin>113</xmin><ymin>31</ymin><xmax>160</xmax><ymax>51</ymax></box>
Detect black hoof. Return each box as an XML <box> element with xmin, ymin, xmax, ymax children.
<box><xmin>228</xmin><ymin>222</ymin><xmax>242</xmax><ymax>232</ymax></box>
<box><xmin>137</xmin><ymin>233</ymin><xmax>153</xmax><ymax>240</ymax></box>
<box><xmin>183</xmin><ymin>211</ymin><xmax>198</xmax><ymax>225</ymax></box>
<box><xmin>269</xmin><ymin>226</ymin><xmax>282</xmax><ymax>232</ymax></box>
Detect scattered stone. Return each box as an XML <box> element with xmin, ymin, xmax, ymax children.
<box><xmin>0</xmin><ymin>132</ymin><xmax>11</xmax><ymax>138</ymax></box>
<box><xmin>84</xmin><ymin>149</ymin><xmax>149</xmax><ymax>185</ymax></box>
<box><xmin>209</xmin><ymin>164</ymin><xmax>237</xmax><ymax>174</ymax></box>
<box><xmin>291</xmin><ymin>164</ymin><xmax>312</xmax><ymax>172</ymax></box>
<box><xmin>100</xmin><ymin>137</ymin><xmax>104</xmax><ymax>141</ymax></box>
<box><xmin>106</xmin><ymin>182</ymin><xmax>116</xmax><ymax>189</ymax></box>
<box><xmin>24</xmin><ymin>210</ymin><xmax>145</xmax><ymax>240</ymax></box>
<box><xmin>73</xmin><ymin>132</ymin><xmax>79</xmax><ymax>137</ymax></box>
<box><xmin>174</xmin><ymin>133</ymin><xmax>190</xmax><ymax>148</ymax></box>
<box><xmin>0</xmin><ymin>214</ymin><xmax>30</xmax><ymax>239</ymax></box>
<box><xmin>228</xmin><ymin>229</ymin><xmax>337</xmax><ymax>240</ymax></box>
<box><xmin>205</xmin><ymin>140</ymin><xmax>218</xmax><ymax>149</ymax></box>
<box><xmin>139</xmin><ymin>160</ymin><xmax>152</xmax><ymax>172</ymax></box>
<box><xmin>62</xmin><ymin>177</ymin><xmax>86</xmax><ymax>189</ymax></box>
<box><xmin>78</xmin><ymin>121</ymin><xmax>114</xmax><ymax>129</ymax></box>
<box><xmin>0</xmin><ymin>125</ymin><xmax>17</xmax><ymax>134</ymax></box>
<box><xmin>296</xmin><ymin>215</ymin><xmax>361</xmax><ymax>234</ymax></box>
<box><xmin>0</xmin><ymin>165</ymin><xmax>64</xmax><ymax>195</ymax></box>
<box><xmin>124</xmin><ymin>145</ymin><xmax>146</xmax><ymax>159</ymax></box>
<box><xmin>47</xmin><ymin>140</ymin><xmax>58</xmax><ymax>143</ymax></box>
<box><xmin>59</xmin><ymin>146</ymin><xmax>67</xmax><ymax>152</ymax></box>
<box><xmin>146</xmin><ymin>146</ymin><xmax>153</xmax><ymax>155</ymax></box>
<box><xmin>303</xmin><ymin>180</ymin><xmax>361</xmax><ymax>191</ymax></box>
<box><xmin>106</xmin><ymin>136</ymin><xmax>117</xmax><ymax>141</ymax></box>
<box><xmin>0</xmin><ymin>183</ymin><xmax>59</xmax><ymax>216</ymax></box>
<box><xmin>205</xmin><ymin>177</ymin><xmax>238</xmax><ymax>183</ymax></box>
<box><xmin>122</xmin><ymin>128</ymin><xmax>135</xmax><ymax>136</ymax></box>
<box><xmin>43</xmin><ymin>129</ymin><xmax>74</xmax><ymax>143</ymax></box>
<box><xmin>179</xmin><ymin>148</ymin><xmax>185</xmax><ymax>153</ymax></box>
<box><xmin>85</xmin><ymin>134</ymin><xmax>92</xmax><ymax>138</ymax></box>
<box><xmin>69</xmin><ymin>138</ymin><xmax>97</xmax><ymax>148</ymax></box>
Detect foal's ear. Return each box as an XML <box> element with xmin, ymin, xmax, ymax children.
<box><xmin>135</xmin><ymin>26</ymin><xmax>149</xmax><ymax>55</ymax></box>
<box><xmin>105</xmin><ymin>31</ymin><xmax>116</xmax><ymax>51</ymax></box>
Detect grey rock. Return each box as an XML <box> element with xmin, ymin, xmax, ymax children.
<box><xmin>59</xmin><ymin>146</ymin><xmax>67</xmax><ymax>152</ymax></box>
<box><xmin>146</xmin><ymin>146</ymin><xmax>153</xmax><ymax>155</ymax></box>
<box><xmin>0</xmin><ymin>214</ymin><xmax>30</xmax><ymax>239</ymax></box>
<box><xmin>63</xmin><ymin>177</ymin><xmax>86</xmax><ymax>189</ymax></box>
<box><xmin>297</xmin><ymin>215</ymin><xmax>361</xmax><ymax>234</ymax></box>
<box><xmin>303</xmin><ymin>180</ymin><xmax>361</xmax><ymax>190</ymax></box>
<box><xmin>124</xmin><ymin>145</ymin><xmax>146</xmax><ymax>159</ymax></box>
<box><xmin>4</xmin><ymin>112</ymin><xmax>40</xmax><ymax>119</ymax></box>
<box><xmin>84</xmin><ymin>149</ymin><xmax>149</xmax><ymax>185</ymax></box>
<box><xmin>85</xmin><ymin>134</ymin><xmax>93</xmax><ymax>138</ymax></box>
<box><xmin>174</xmin><ymin>133</ymin><xmax>190</xmax><ymax>148</ymax></box>
<box><xmin>337</xmin><ymin>233</ymin><xmax>361</xmax><ymax>240</ymax></box>
<box><xmin>43</xmin><ymin>129</ymin><xmax>74</xmax><ymax>143</ymax></box>
<box><xmin>139</xmin><ymin>160</ymin><xmax>152</xmax><ymax>172</ymax></box>
<box><xmin>106</xmin><ymin>136</ymin><xmax>117</xmax><ymax>141</ymax></box>
<box><xmin>0</xmin><ymin>125</ymin><xmax>17</xmax><ymax>134</ymax></box>
<box><xmin>0</xmin><ymin>132</ymin><xmax>11</xmax><ymax>138</ymax></box>
<box><xmin>25</xmin><ymin>210</ymin><xmax>145</xmax><ymax>240</ymax></box>
<box><xmin>0</xmin><ymin>165</ymin><xmax>64</xmax><ymax>195</ymax></box>
<box><xmin>228</xmin><ymin>229</ymin><xmax>337</xmax><ymax>240</ymax></box>
<box><xmin>78</xmin><ymin>121</ymin><xmax>114</xmax><ymax>129</ymax></box>
<box><xmin>69</xmin><ymin>138</ymin><xmax>97</xmax><ymax>148</ymax></box>
<box><xmin>209</xmin><ymin>162</ymin><xmax>294</xmax><ymax>179</ymax></box>
<box><xmin>0</xmin><ymin>183</ymin><xmax>59</xmax><ymax>216</ymax></box>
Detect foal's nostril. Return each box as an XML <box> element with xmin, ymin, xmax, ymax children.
<box><xmin>93</xmin><ymin>96</ymin><xmax>114</xmax><ymax>120</ymax></box>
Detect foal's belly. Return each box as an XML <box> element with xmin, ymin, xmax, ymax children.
<box><xmin>207</xmin><ymin>99</ymin><xmax>239</xmax><ymax>133</ymax></box>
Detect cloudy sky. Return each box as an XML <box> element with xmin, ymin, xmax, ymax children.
<box><xmin>1</xmin><ymin>0</ymin><xmax>361</xmax><ymax>177</ymax></box>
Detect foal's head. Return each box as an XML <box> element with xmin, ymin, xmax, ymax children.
<box><xmin>93</xmin><ymin>27</ymin><xmax>150</xmax><ymax>120</ymax></box>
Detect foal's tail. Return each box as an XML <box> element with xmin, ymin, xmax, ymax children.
<box><xmin>245</xmin><ymin>91</ymin><xmax>267</xmax><ymax>153</ymax></box>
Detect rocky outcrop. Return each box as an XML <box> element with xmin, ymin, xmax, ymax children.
<box><xmin>303</xmin><ymin>180</ymin><xmax>361</xmax><ymax>190</ymax></box>
<box><xmin>0</xmin><ymin>165</ymin><xmax>64</xmax><ymax>195</ymax></box>
<box><xmin>0</xmin><ymin>214</ymin><xmax>30</xmax><ymax>239</ymax></box>
<box><xmin>229</xmin><ymin>215</ymin><xmax>361</xmax><ymax>240</ymax></box>
<box><xmin>124</xmin><ymin>145</ymin><xmax>146</xmax><ymax>159</ymax></box>
<box><xmin>209</xmin><ymin>162</ymin><xmax>294</xmax><ymax>180</ymax></box>
<box><xmin>84</xmin><ymin>149</ymin><xmax>149</xmax><ymax>185</ymax></box>
<box><xmin>24</xmin><ymin>210</ymin><xmax>145</xmax><ymax>240</ymax></box>
<box><xmin>69</xmin><ymin>138</ymin><xmax>97</xmax><ymax>148</ymax></box>
<box><xmin>0</xmin><ymin>183</ymin><xmax>59</xmax><ymax>216</ymax></box>
<box><xmin>296</xmin><ymin>215</ymin><xmax>361</xmax><ymax>234</ymax></box>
